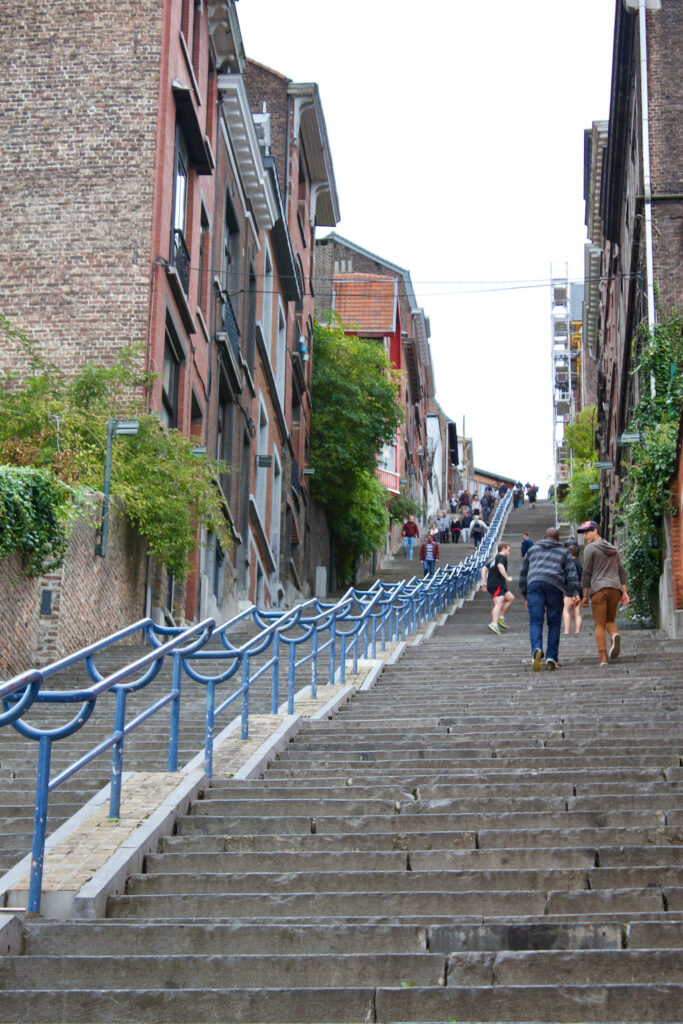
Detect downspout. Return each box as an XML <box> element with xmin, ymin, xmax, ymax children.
<box><xmin>634</xmin><ymin>0</ymin><xmax>657</xmax><ymax>387</ymax></box>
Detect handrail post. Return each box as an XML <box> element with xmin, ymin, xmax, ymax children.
<box><xmin>328</xmin><ymin>620</ymin><xmax>336</xmax><ymax>685</ymax></box>
<box><xmin>109</xmin><ymin>687</ymin><xmax>127</xmax><ymax>819</ymax></box>
<box><xmin>27</xmin><ymin>734</ymin><xmax>52</xmax><ymax>915</ymax></box>
<box><xmin>311</xmin><ymin>628</ymin><xmax>318</xmax><ymax>698</ymax></box>
<box><xmin>271</xmin><ymin>631</ymin><xmax>280</xmax><ymax>714</ymax></box>
<box><xmin>241</xmin><ymin>655</ymin><xmax>250</xmax><ymax>740</ymax></box>
<box><xmin>167</xmin><ymin>650</ymin><xmax>182</xmax><ymax>772</ymax></box>
<box><xmin>288</xmin><ymin>642</ymin><xmax>296</xmax><ymax>714</ymax></box>
<box><xmin>204</xmin><ymin>679</ymin><xmax>215</xmax><ymax>778</ymax></box>
<box><xmin>339</xmin><ymin>633</ymin><xmax>347</xmax><ymax>686</ymax></box>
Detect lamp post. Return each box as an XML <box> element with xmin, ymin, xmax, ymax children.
<box><xmin>96</xmin><ymin>418</ymin><xmax>139</xmax><ymax>557</ymax></box>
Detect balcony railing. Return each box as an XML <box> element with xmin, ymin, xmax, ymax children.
<box><xmin>171</xmin><ymin>229</ymin><xmax>190</xmax><ymax>296</ymax></box>
<box><xmin>221</xmin><ymin>290</ymin><xmax>241</xmax><ymax>363</ymax></box>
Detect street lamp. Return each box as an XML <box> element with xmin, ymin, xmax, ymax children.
<box><xmin>95</xmin><ymin>418</ymin><xmax>139</xmax><ymax>557</ymax></box>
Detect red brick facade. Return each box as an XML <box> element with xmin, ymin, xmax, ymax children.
<box><xmin>594</xmin><ymin>0</ymin><xmax>683</xmax><ymax>632</ymax></box>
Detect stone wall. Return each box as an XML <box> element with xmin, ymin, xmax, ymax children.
<box><xmin>0</xmin><ymin>501</ymin><xmax>146</xmax><ymax>678</ymax></box>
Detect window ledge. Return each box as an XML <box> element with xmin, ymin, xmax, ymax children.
<box><xmin>166</xmin><ymin>265</ymin><xmax>197</xmax><ymax>335</ymax></box>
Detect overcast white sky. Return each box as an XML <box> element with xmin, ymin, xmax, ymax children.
<box><xmin>236</xmin><ymin>0</ymin><xmax>617</xmax><ymax>490</ymax></box>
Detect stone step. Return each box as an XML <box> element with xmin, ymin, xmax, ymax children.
<box><xmin>106</xmin><ymin>886</ymin><xmax>666</xmax><ymax>920</ymax></box>
<box><xmin>23</xmin><ymin>917</ymin><xmax>683</xmax><ymax>957</ymax></box>
<box><xmin>126</xmin><ymin>866</ymin><xmax>592</xmax><ymax>896</ymax></box>
<box><xmin>0</xmin><ymin>951</ymin><xmax>448</xmax><ymax>990</ymax></box>
<box><xmin>160</xmin><ymin>824</ymin><xmax>683</xmax><ymax>854</ymax></box>
<box><xmin>146</xmin><ymin>845</ymin><xmax>599</xmax><ymax>874</ymax></box>
<box><xmin>3</xmin><ymin>981</ymin><xmax>683</xmax><ymax>1023</ymax></box>
<box><xmin>176</xmin><ymin>808</ymin><xmax>666</xmax><ymax>836</ymax></box>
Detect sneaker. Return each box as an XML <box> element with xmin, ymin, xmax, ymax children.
<box><xmin>545</xmin><ymin>658</ymin><xmax>560</xmax><ymax>670</ymax></box>
<box><xmin>497</xmin><ymin>617</ymin><xmax>510</xmax><ymax>630</ymax></box>
<box><xmin>599</xmin><ymin>660</ymin><xmax>609</xmax><ymax>667</ymax></box>
<box><xmin>531</xmin><ymin>649</ymin><xmax>543</xmax><ymax>672</ymax></box>
<box><xmin>488</xmin><ymin>622</ymin><xmax>501</xmax><ymax>635</ymax></box>
<box><xmin>609</xmin><ymin>633</ymin><xmax>621</xmax><ymax>661</ymax></box>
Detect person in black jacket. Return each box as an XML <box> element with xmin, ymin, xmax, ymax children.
<box><xmin>519</xmin><ymin>527</ymin><xmax>581</xmax><ymax>671</ymax></box>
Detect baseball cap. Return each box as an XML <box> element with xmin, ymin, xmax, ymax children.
<box><xmin>577</xmin><ymin>520</ymin><xmax>599</xmax><ymax>533</ymax></box>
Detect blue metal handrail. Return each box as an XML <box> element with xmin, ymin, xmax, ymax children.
<box><xmin>0</xmin><ymin>489</ymin><xmax>513</xmax><ymax>914</ymax></box>
<box><xmin>1</xmin><ymin>617</ymin><xmax>214</xmax><ymax>914</ymax></box>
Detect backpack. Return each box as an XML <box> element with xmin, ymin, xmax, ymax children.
<box><xmin>471</xmin><ymin>521</ymin><xmax>484</xmax><ymax>538</ymax></box>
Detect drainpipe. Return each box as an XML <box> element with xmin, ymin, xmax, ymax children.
<box><xmin>628</xmin><ymin>0</ymin><xmax>659</xmax><ymax>387</ymax></box>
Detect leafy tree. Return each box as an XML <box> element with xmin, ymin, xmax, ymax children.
<box><xmin>563</xmin><ymin>404</ymin><xmax>597</xmax><ymax>461</ymax></box>
<box><xmin>387</xmin><ymin>488</ymin><xmax>423</xmax><ymax>524</ymax></box>
<box><xmin>559</xmin><ymin>405</ymin><xmax>600</xmax><ymax>524</ymax></box>
<box><xmin>0</xmin><ymin>314</ymin><xmax>229</xmax><ymax>578</ymax></box>
<box><xmin>311</xmin><ymin>317</ymin><xmax>403</xmax><ymax>582</ymax></box>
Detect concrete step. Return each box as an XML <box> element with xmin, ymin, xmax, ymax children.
<box><xmin>106</xmin><ymin>886</ymin><xmax>666</xmax><ymax>920</ymax></box>
<box><xmin>0</xmin><ymin>951</ymin><xmax>448</xmax><ymax>989</ymax></box>
<box><xmin>125</xmin><ymin>866</ymin><xmax>593</xmax><ymax>896</ymax></box>
<box><xmin>23</xmin><ymin>916</ymin><xmax>683</xmax><ymax>957</ymax></box>
<box><xmin>176</xmin><ymin>808</ymin><xmax>667</xmax><ymax>836</ymax></box>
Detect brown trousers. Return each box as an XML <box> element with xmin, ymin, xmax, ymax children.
<box><xmin>590</xmin><ymin>587</ymin><xmax>622</xmax><ymax>662</ymax></box>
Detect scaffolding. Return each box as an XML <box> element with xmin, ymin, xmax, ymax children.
<box><xmin>551</xmin><ymin>262</ymin><xmax>572</xmax><ymax>524</ymax></box>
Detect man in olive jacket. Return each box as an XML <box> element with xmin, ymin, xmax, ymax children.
<box><xmin>519</xmin><ymin>527</ymin><xmax>581</xmax><ymax>671</ymax></box>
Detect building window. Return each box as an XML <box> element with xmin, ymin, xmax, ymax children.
<box><xmin>216</xmin><ymin>378</ymin><xmax>233</xmax><ymax>501</ymax></box>
<box><xmin>212</xmin><ymin>536</ymin><xmax>225</xmax><ymax>600</ymax></box>
<box><xmin>270</xmin><ymin>454</ymin><xmax>282</xmax><ymax>570</ymax></box>
<box><xmin>222</xmin><ymin>192</ymin><xmax>240</xmax><ymax>302</ymax></box>
<box><xmin>197</xmin><ymin>207</ymin><xmax>209</xmax><ymax>319</ymax></box>
<box><xmin>255</xmin><ymin>403</ymin><xmax>268</xmax><ymax>522</ymax></box>
<box><xmin>192</xmin><ymin>0</ymin><xmax>201</xmax><ymax>76</ymax></box>
<box><xmin>245</xmin><ymin>264</ymin><xmax>257</xmax><ymax>377</ymax></box>
<box><xmin>276</xmin><ymin>305</ymin><xmax>286</xmax><ymax>404</ymax></box>
<box><xmin>171</xmin><ymin>128</ymin><xmax>190</xmax><ymax>294</ymax></box>
<box><xmin>162</xmin><ymin>329</ymin><xmax>181</xmax><ymax>428</ymax></box>
<box><xmin>261</xmin><ymin>245</ymin><xmax>273</xmax><ymax>353</ymax></box>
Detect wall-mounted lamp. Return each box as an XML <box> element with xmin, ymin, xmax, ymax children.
<box><xmin>96</xmin><ymin>418</ymin><xmax>139</xmax><ymax>557</ymax></box>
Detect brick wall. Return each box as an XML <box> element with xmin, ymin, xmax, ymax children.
<box><xmin>648</xmin><ymin>3</ymin><xmax>683</xmax><ymax>317</ymax></box>
<box><xmin>0</xmin><ymin>1</ymin><xmax>162</xmax><ymax>376</ymax></box>
<box><xmin>0</xmin><ymin>501</ymin><xmax>146</xmax><ymax>678</ymax></box>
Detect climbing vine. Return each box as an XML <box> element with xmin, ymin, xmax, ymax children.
<box><xmin>0</xmin><ymin>465</ymin><xmax>71</xmax><ymax>576</ymax></box>
<box><xmin>618</xmin><ymin>310</ymin><xmax>683</xmax><ymax>620</ymax></box>
<box><xmin>0</xmin><ymin>315</ymin><xmax>230</xmax><ymax>578</ymax></box>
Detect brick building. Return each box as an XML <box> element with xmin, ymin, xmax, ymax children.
<box><xmin>0</xmin><ymin>0</ymin><xmax>223</xmax><ymax>631</ymax></box>
<box><xmin>589</xmin><ymin>0</ymin><xmax>683</xmax><ymax>635</ymax></box>
<box><xmin>0</xmin><ymin>1</ymin><xmax>340</xmax><ymax>668</ymax></box>
<box><xmin>242</xmin><ymin>60</ymin><xmax>340</xmax><ymax>604</ymax></box>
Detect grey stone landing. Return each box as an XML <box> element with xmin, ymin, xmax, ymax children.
<box><xmin>0</xmin><ymin>503</ymin><xmax>681</xmax><ymax>1021</ymax></box>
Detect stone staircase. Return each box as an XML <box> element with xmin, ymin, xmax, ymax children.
<box><xmin>1</xmin><ymin>502</ymin><xmax>681</xmax><ymax>1021</ymax></box>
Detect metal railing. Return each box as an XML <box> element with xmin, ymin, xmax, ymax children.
<box><xmin>171</xmin><ymin>229</ymin><xmax>191</xmax><ymax>295</ymax></box>
<box><xmin>0</xmin><ymin>618</ymin><xmax>215</xmax><ymax>914</ymax></box>
<box><xmin>0</xmin><ymin>491</ymin><xmax>511</xmax><ymax>913</ymax></box>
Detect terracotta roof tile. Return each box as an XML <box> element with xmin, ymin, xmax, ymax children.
<box><xmin>333</xmin><ymin>274</ymin><xmax>397</xmax><ymax>334</ymax></box>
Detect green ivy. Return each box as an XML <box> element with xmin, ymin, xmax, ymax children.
<box><xmin>618</xmin><ymin>310</ymin><xmax>683</xmax><ymax>620</ymax></box>
<box><xmin>1</xmin><ymin>315</ymin><xmax>230</xmax><ymax>579</ymax></box>
<box><xmin>0</xmin><ymin>466</ymin><xmax>71</xmax><ymax>576</ymax></box>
